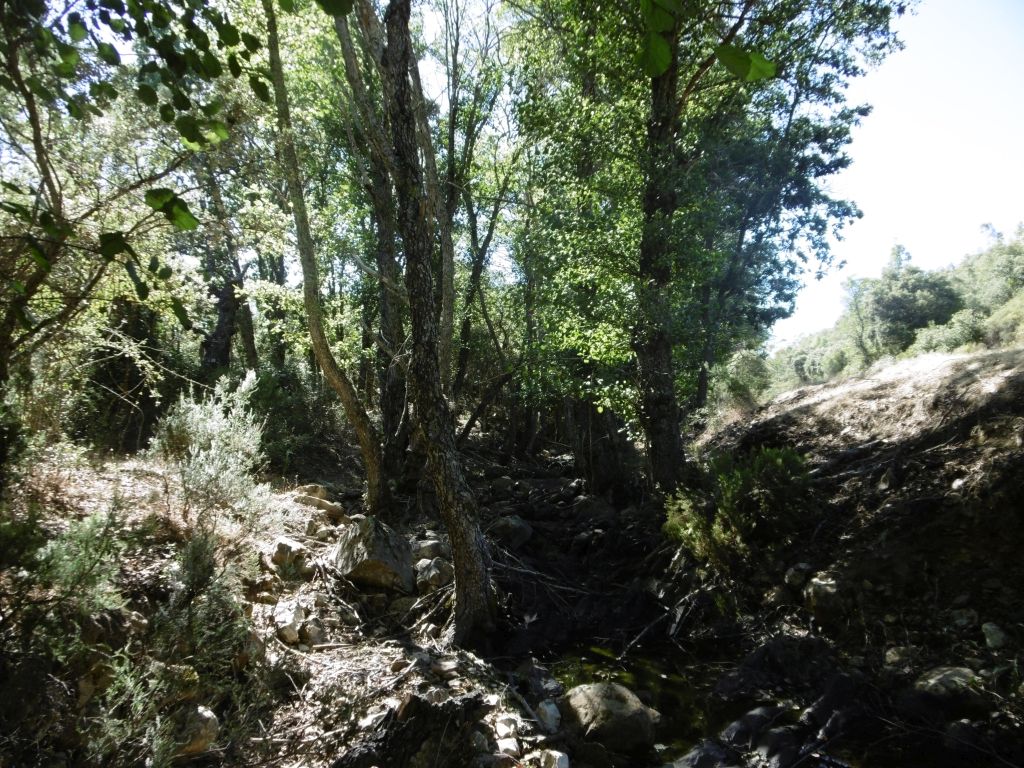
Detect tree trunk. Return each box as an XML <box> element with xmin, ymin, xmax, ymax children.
<box><xmin>633</xmin><ymin>24</ymin><xmax>685</xmax><ymax>495</ymax></box>
<box><xmin>263</xmin><ymin>0</ymin><xmax>387</xmax><ymax>515</ymax></box>
<box><xmin>383</xmin><ymin>0</ymin><xmax>493</xmax><ymax>645</ymax></box>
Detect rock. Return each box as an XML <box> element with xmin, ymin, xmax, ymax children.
<box><xmin>803</xmin><ymin>575</ymin><xmax>843</xmax><ymax>625</ymax></box>
<box><xmin>471</xmin><ymin>730</ymin><xmax>489</xmax><ymax>752</ymax></box>
<box><xmin>715</xmin><ymin>635</ymin><xmax>835</xmax><ymax>701</ymax></box>
<box><xmin>495</xmin><ymin>714</ymin><xmax>518</xmax><ymax>738</ymax></box>
<box><xmin>536</xmin><ymin>699</ymin><xmax>561</xmax><ymax>733</ymax></box>
<box><xmin>719</xmin><ymin>704</ymin><xmax>786</xmax><ymax>749</ymax></box>
<box><xmin>489</xmin><ymin>514</ymin><xmax>533</xmax><ymax>550</ymax></box>
<box><xmin>295</xmin><ymin>493</ymin><xmax>349</xmax><ymax>521</ymax></box>
<box><xmin>562</xmin><ymin>682</ymin><xmax>661</xmax><ymax>755</ymax></box>
<box><xmin>491</xmin><ymin>476</ymin><xmax>514</xmax><ymax>497</ymax></box>
<box><xmin>784</xmin><ymin>563</ymin><xmax>813</xmax><ymax>589</ymax></box>
<box><xmin>496</xmin><ymin>737</ymin><xmax>520</xmax><ymax>757</ymax></box>
<box><xmin>431</xmin><ymin>658</ymin><xmax>461</xmax><ymax>680</ymax></box>
<box><xmin>271</xmin><ymin>536</ymin><xmax>307</xmax><ymax>569</ymax></box>
<box><xmin>332</xmin><ymin>516</ymin><xmax>414</xmax><ymax>593</ymax></box>
<box><xmin>273</xmin><ymin>600</ymin><xmax>305</xmax><ymax>644</ymax></box>
<box><xmin>982</xmin><ymin>622</ymin><xmax>1009</xmax><ymax>649</ymax></box>
<box><xmin>300</xmin><ymin>618</ymin><xmax>326</xmax><ymax>647</ymax></box>
<box><xmin>950</xmin><ymin>608</ymin><xmax>979</xmax><ymax>629</ymax></box>
<box><xmin>296</xmin><ymin>483</ymin><xmax>328</xmax><ymax>499</ymax></box>
<box><xmin>176</xmin><ymin>705</ymin><xmax>218</xmax><ymax>756</ymax></box>
<box><xmin>415</xmin><ymin>539</ymin><xmax>445</xmax><ymax>560</ymax></box>
<box><xmin>666</xmin><ymin>739</ymin><xmax>739</xmax><ymax>767</ymax></box>
<box><xmin>574</xmin><ymin>496</ymin><xmax>616</xmax><ymax>526</ymax></box>
<box><xmin>416</xmin><ymin>556</ymin><xmax>455</xmax><ymax>593</ymax></box>
<box><xmin>754</xmin><ymin>726</ymin><xmax>800</xmax><ymax>768</ymax></box>
<box><xmin>539</xmin><ymin>749</ymin><xmax>570</xmax><ymax>768</ymax></box>
<box><xmin>902</xmin><ymin>666</ymin><xmax>987</xmax><ymax>720</ymax></box>
<box><xmin>884</xmin><ymin>646</ymin><xmax>917</xmax><ymax>668</ymax></box>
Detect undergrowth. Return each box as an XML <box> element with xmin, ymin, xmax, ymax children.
<box><xmin>665</xmin><ymin>446</ymin><xmax>811</xmax><ymax>574</ymax></box>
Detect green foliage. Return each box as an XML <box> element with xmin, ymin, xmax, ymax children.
<box><xmin>665</xmin><ymin>446</ymin><xmax>810</xmax><ymax>570</ymax></box>
<box><xmin>149</xmin><ymin>372</ymin><xmax>266</xmax><ymax>525</ymax></box>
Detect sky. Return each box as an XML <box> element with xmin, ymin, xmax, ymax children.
<box><xmin>770</xmin><ymin>0</ymin><xmax>1024</xmax><ymax>347</ymax></box>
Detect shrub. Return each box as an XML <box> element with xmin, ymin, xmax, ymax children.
<box><xmin>665</xmin><ymin>446</ymin><xmax>810</xmax><ymax>571</ymax></box>
<box><xmin>148</xmin><ymin>372</ymin><xmax>266</xmax><ymax>527</ymax></box>
<box><xmin>909</xmin><ymin>308</ymin><xmax>985</xmax><ymax>354</ymax></box>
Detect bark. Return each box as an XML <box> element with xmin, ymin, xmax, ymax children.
<box><xmin>383</xmin><ymin>0</ymin><xmax>493</xmax><ymax>645</ymax></box>
<box><xmin>633</xmin><ymin>22</ymin><xmax>686</xmax><ymax>495</ymax></box>
<box><xmin>263</xmin><ymin>0</ymin><xmax>387</xmax><ymax>515</ymax></box>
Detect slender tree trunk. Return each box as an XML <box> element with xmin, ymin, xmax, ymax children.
<box><xmin>263</xmin><ymin>0</ymin><xmax>387</xmax><ymax>515</ymax></box>
<box><xmin>383</xmin><ymin>0</ymin><xmax>493</xmax><ymax>645</ymax></box>
<box><xmin>633</xmin><ymin>24</ymin><xmax>685</xmax><ymax>494</ymax></box>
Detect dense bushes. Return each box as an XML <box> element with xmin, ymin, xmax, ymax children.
<box><xmin>665</xmin><ymin>446</ymin><xmax>811</xmax><ymax>571</ymax></box>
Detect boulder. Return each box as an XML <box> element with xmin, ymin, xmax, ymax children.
<box><xmin>803</xmin><ymin>574</ymin><xmax>844</xmax><ymax>626</ymax></box>
<box><xmin>719</xmin><ymin>704</ymin><xmax>787</xmax><ymax>749</ymax></box>
<box><xmin>295</xmin><ymin>483</ymin><xmax>329</xmax><ymax>500</ymax></box>
<box><xmin>899</xmin><ymin>666</ymin><xmax>987</xmax><ymax>722</ymax></box>
<box><xmin>416</xmin><ymin>556</ymin><xmax>455</xmax><ymax>593</ymax></box>
<box><xmin>561</xmin><ymin>682</ymin><xmax>661</xmax><ymax>755</ymax></box>
<box><xmin>176</xmin><ymin>705</ymin><xmax>219</xmax><ymax>756</ymax></box>
<box><xmin>295</xmin><ymin>492</ymin><xmax>348</xmax><ymax>521</ymax></box>
<box><xmin>273</xmin><ymin>600</ymin><xmax>306</xmax><ymax>644</ymax></box>
<box><xmin>982</xmin><ymin>622</ymin><xmax>1010</xmax><ymax>650</ymax></box>
<box><xmin>784</xmin><ymin>563</ymin><xmax>813</xmax><ymax>589</ymax></box>
<box><xmin>271</xmin><ymin>536</ymin><xmax>307</xmax><ymax>569</ymax></box>
<box><xmin>489</xmin><ymin>515</ymin><xmax>533</xmax><ymax>550</ymax></box>
<box><xmin>415</xmin><ymin>539</ymin><xmax>445</xmax><ymax>560</ymax></box>
<box><xmin>332</xmin><ymin>516</ymin><xmax>414</xmax><ymax>593</ymax></box>
<box><xmin>666</xmin><ymin>739</ymin><xmax>740</xmax><ymax>768</ymax></box>
<box><xmin>536</xmin><ymin>699</ymin><xmax>561</xmax><ymax>733</ymax></box>
<box><xmin>539</xmin><ymin>750</ymin><xmax>570</xmax><ymax>768</ymax></box>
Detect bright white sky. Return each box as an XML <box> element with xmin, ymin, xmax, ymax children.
<box><xmin>771</xmin><ymin>0</ymin><xmax>1024</xmax><ymax>347</ymax></box>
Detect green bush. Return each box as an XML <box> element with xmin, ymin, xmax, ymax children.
<box><xmin>149</xmin><ymin>372</ymin><xmax>266</xmax><ymax>526</ymax></box>
<box><xmin>909</xmin><ymin>308</ymin><xmax>985</xmax><ymax>354</ymax></box>
<box><xmin>666</xmin><ymin>446</ymin><xmax>810</xmax><ymax>570</ymax></box>
<box><xmin>984</xmin><ymin>291</ymin><xmax>1024</xmax><ymax>347</ymax></box>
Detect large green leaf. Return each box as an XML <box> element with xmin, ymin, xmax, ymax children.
<box><xmin>170</xmin><ymin>297</ymin><xmax>192</xmax><ymax>330</ymax></box>
<box><xmin>314</xmin><ymin>0</ymin><xmax>354</xmax><ymax>16</ymax></box>
<box><xmin>96</xmin><ymin>41</ymin><xmax>121</xmax><ymax>65</ymax></box>
<box><xmin>68</xmin><ymin>15</ymin><xmax>88</xmax><ymax>42</ymax></box>
<box><xmin>99</xmin><ymin>231</ymin><xmax>132</xmax><ymax>260</ymax></box>
<box><xmin>144</xmin><ymin>188</ymin><xmax>176</xmax><ymax>210</ymax></box>
<box><xmin>166</xmin><ymin>199</ymin><xmax>199</xmax><ymax>230</ymax></box>
<box><xmin>639</xmin><ymin>32</ymin><xmax>672</xmax><ymax>77</ymax></box>
<box><xmin>714</xmin><ymin>44</ymin><xmax>777</xmax><ymax>82</ymax></box>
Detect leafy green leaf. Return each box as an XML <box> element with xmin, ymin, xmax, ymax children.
<box><xmin>147</xmin><ymin>255</ymin><xmax>160</xmax><ymax>273</ymax></box>
<box><xmin>99</xmin><ymin>231</ymin><xmax>131</xmax><ymax>261</ymax></box>
<box><xmin>746</xmin><ymin>51</ymin><xmax>777</xmax><ymax>81</ymax></box>
<box><xmin>714</xmin><ymin>44</ymin><xmax>750</xmax><ymax>79</ymax></box>
<box><xmin>241</xmin><ymin>32</ymin><xmax>261</xmax><ymax>52</ymax></box>
<box><xmin>170</xmin><ymin>297</ymin><xmax>192</xmax><ymax>329</ymax></box>
<box><xmin>145</xmin><ymin>188</ymin><xmax>176</xmax><ymax>210</ymax></box>
<box><xmin>124</xmin><ymin>261</ymin><xmax>150</xmax><ymax>300</ymax></box>
<box><xmin>159</xmin><ymin>103</ymin><xmax>175</xmax><ymax>122</ymax></box>
<box><xmin>205</xmin><ymin>120</ymin><xmax>230</xmax><ymax>144</ymax></box>
<box><xmin>248</xmin><ymin>75</ymin><xmax>271</xmax><ymax>103</ymax></box>
<box><xmin>25</xmin><ymin>236</ymin><xmax>50</xmax><ymax>273</ymax></box>
<box><xmin>639</xmin><ymin>32</ymin><xmax>672</xmax><ymax>77</ymax></box>
<box><xmin>166</xmin><ymin>199</ymin><xmax>199</xmax><ymax>230</ymax></box>
<box><xmin>137</xmin><ymin>83</ymin><xmax>159</xmax><ymax>105</ymax></box>
<box><xmin>174</xmin><ymin>114</ymin><xmax>204</xmax><ymax>144</ymax></box>
<box><xmin>227</xmin><ymin>54</ymin><xmax>241</xmax><ymax>78</ymax></box>
<box><xmin>172</xmin><ymin>88</ymin><xmax>192</xmax><ymax>111</ymax></box>
<box><xmin>200</xmin><ymin>50</ymin><xmax>223</xmax><ymax>77</ymax></box>
<box><xmin>157</xmin><ymin>265</ymin><xmax>174</xmax><ymax>280</ymax></box>
<box><xmin>96</xmin><ymin>42</ymin><xmax>121</xmax><ymax>65</ymax></box>
<box><xmin>218</xmin><ymin>22</ymin><xmax>240</xmax><ymax>47</ymax></box>
<box><xmin>314</xmin><ymin>0</ymin><xmax>354</xmax><ymax>16</ymax></box>
<box><xmin>279</xmin><ymin>0</ymin><xmax>296</xmax><ymax>11</ymax></box>
<box><xmin>68</xmin><ymin>15</ymin><xmax>88</xmax><ymax>42</ymax></box>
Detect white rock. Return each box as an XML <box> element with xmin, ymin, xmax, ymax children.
<box><xmin>982</xmin><ymin>622</ymin><xmax>1009</xmax><ymax>650</ymax></box>
<box><xmin>496</xmin><ymin>737</ymin><xmax>520</xmax><ymax>757</ymax></box>
<box><xmin>273</xmin><ymin>600</ymin><xmax>306</xmax><ymax>644</ymax></box>
<box><xmin>540</xmin><ymin>750</ymin><xmax>569</xmax><ymax>768</ymax></box>
<box><xmin>536</xmin><ymin>699</ymin><xmax>561</xmax><ymax>733</ymax></box>
<box><xmin>495</xmin><ymin>714</ymin><xmax>518</xmax><ymax>738</ymax></box>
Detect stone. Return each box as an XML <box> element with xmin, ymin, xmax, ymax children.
<box><xmin>271</xmin><ymin>537</ymin><xmax>307</xmax><ymax>569</ymax></box>
<box><xmin>539</xmin><ymin>749</ymin><xmax>570</xmax><ymax>768</ymax></box>
<box><xmin>416</xmin><ymin>556</ymin><xmax>455</xmax><ymax>594</ymax></box>
<box><xmin>754</xmin><ymin>726</ymin><xmax>800</xmax><ymax>768</ymax></box>
<box><xmin>496</xmin><ymin>737</ymin><xmax>520</xmax><ymax>757</ymax></box>
<box><xmin>332</xmin><ymin>516</ymin><xmax>414</xmax><ymax>593</ymax></box>
<box><xmin>495</xmin><ymin>715</ymin><xmax>518</xmax><ymax>738</ymax></box>
<box><xmin>667</xmin><ymin>739</ymin><xmax>739</xmax><ymax>767</ymax></box>
<box><xmin>784</xmin><ymin>563</ymin><xmax>813</xmax><ymax>589</ymax></box>
<box><xmin>300</xmin><ymin>618</ymin><xmax>326</xmax><ymax>647</ymax></box>
<box><xmin>884</xmin><ymin>646</ymin><xmax>916</xmax><ymax>668</ymax></box>
<box><xmin>950</xmin><ymin>608</ymin><xmax>979</xmax><ymax>629</ymax></box>
<box><xmin>981</xmin><ymin>622</ymin><xmax>1009</xmax><ymax>650</ymax></box>
<box><xmin>803</xmin><ymin>575</ymin><xmax>843</xmax><ymax>625</ymax></box>
<box><xmin>562</xmin><ymin>682</ymin><xmax>661</xmax><ymax>755</ymax></box>
<box><xmin>907</xmin><ymin>666</ymin><xmax>987</xmax><ymax>719</ymax></box>
<box><xmin>536</xmin><ymin>699</ymin><xmax>561</xmax><ymax>733</ymax></box>
<box><xmin>176</xmin><ymin>705</ymin><xmax>218</xmax><ymax>756</ymax></box>
<box><xmin>488</xmin><ymin>514</ymin><xmax>533</xmax><ymax>550</ymax></box>
<box><xmin>719</xmin><ymin>705</ymin><xmax>786</xmax><ymax>749</ymax></box>
<box><xmin>415</xmin><ymin>539</ymin><xmax>445</xmax><ymax>560</ymax></box>
<box><xmin>471</xmin><ymin>730</ymin><xmax>489</xmax><ymax>752</ymax></box>
<box><xmin>295</xmin><ymin>493</ymin><xmax>349</xmax><ymax>521</ymax></box>
<box><xmin>296</xmin><ymin>483</ymin><xmax>329</xmax><ymax>499</ymax></box>
<box><xmin>491</xmin><ymin>476</ymin><xmax>515</xmax><ymax>497</ymax></box>
<box><xmin>273</xmin><ymin>600</ymin><xmax>306</xmax><ymax>644</ymax></box>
